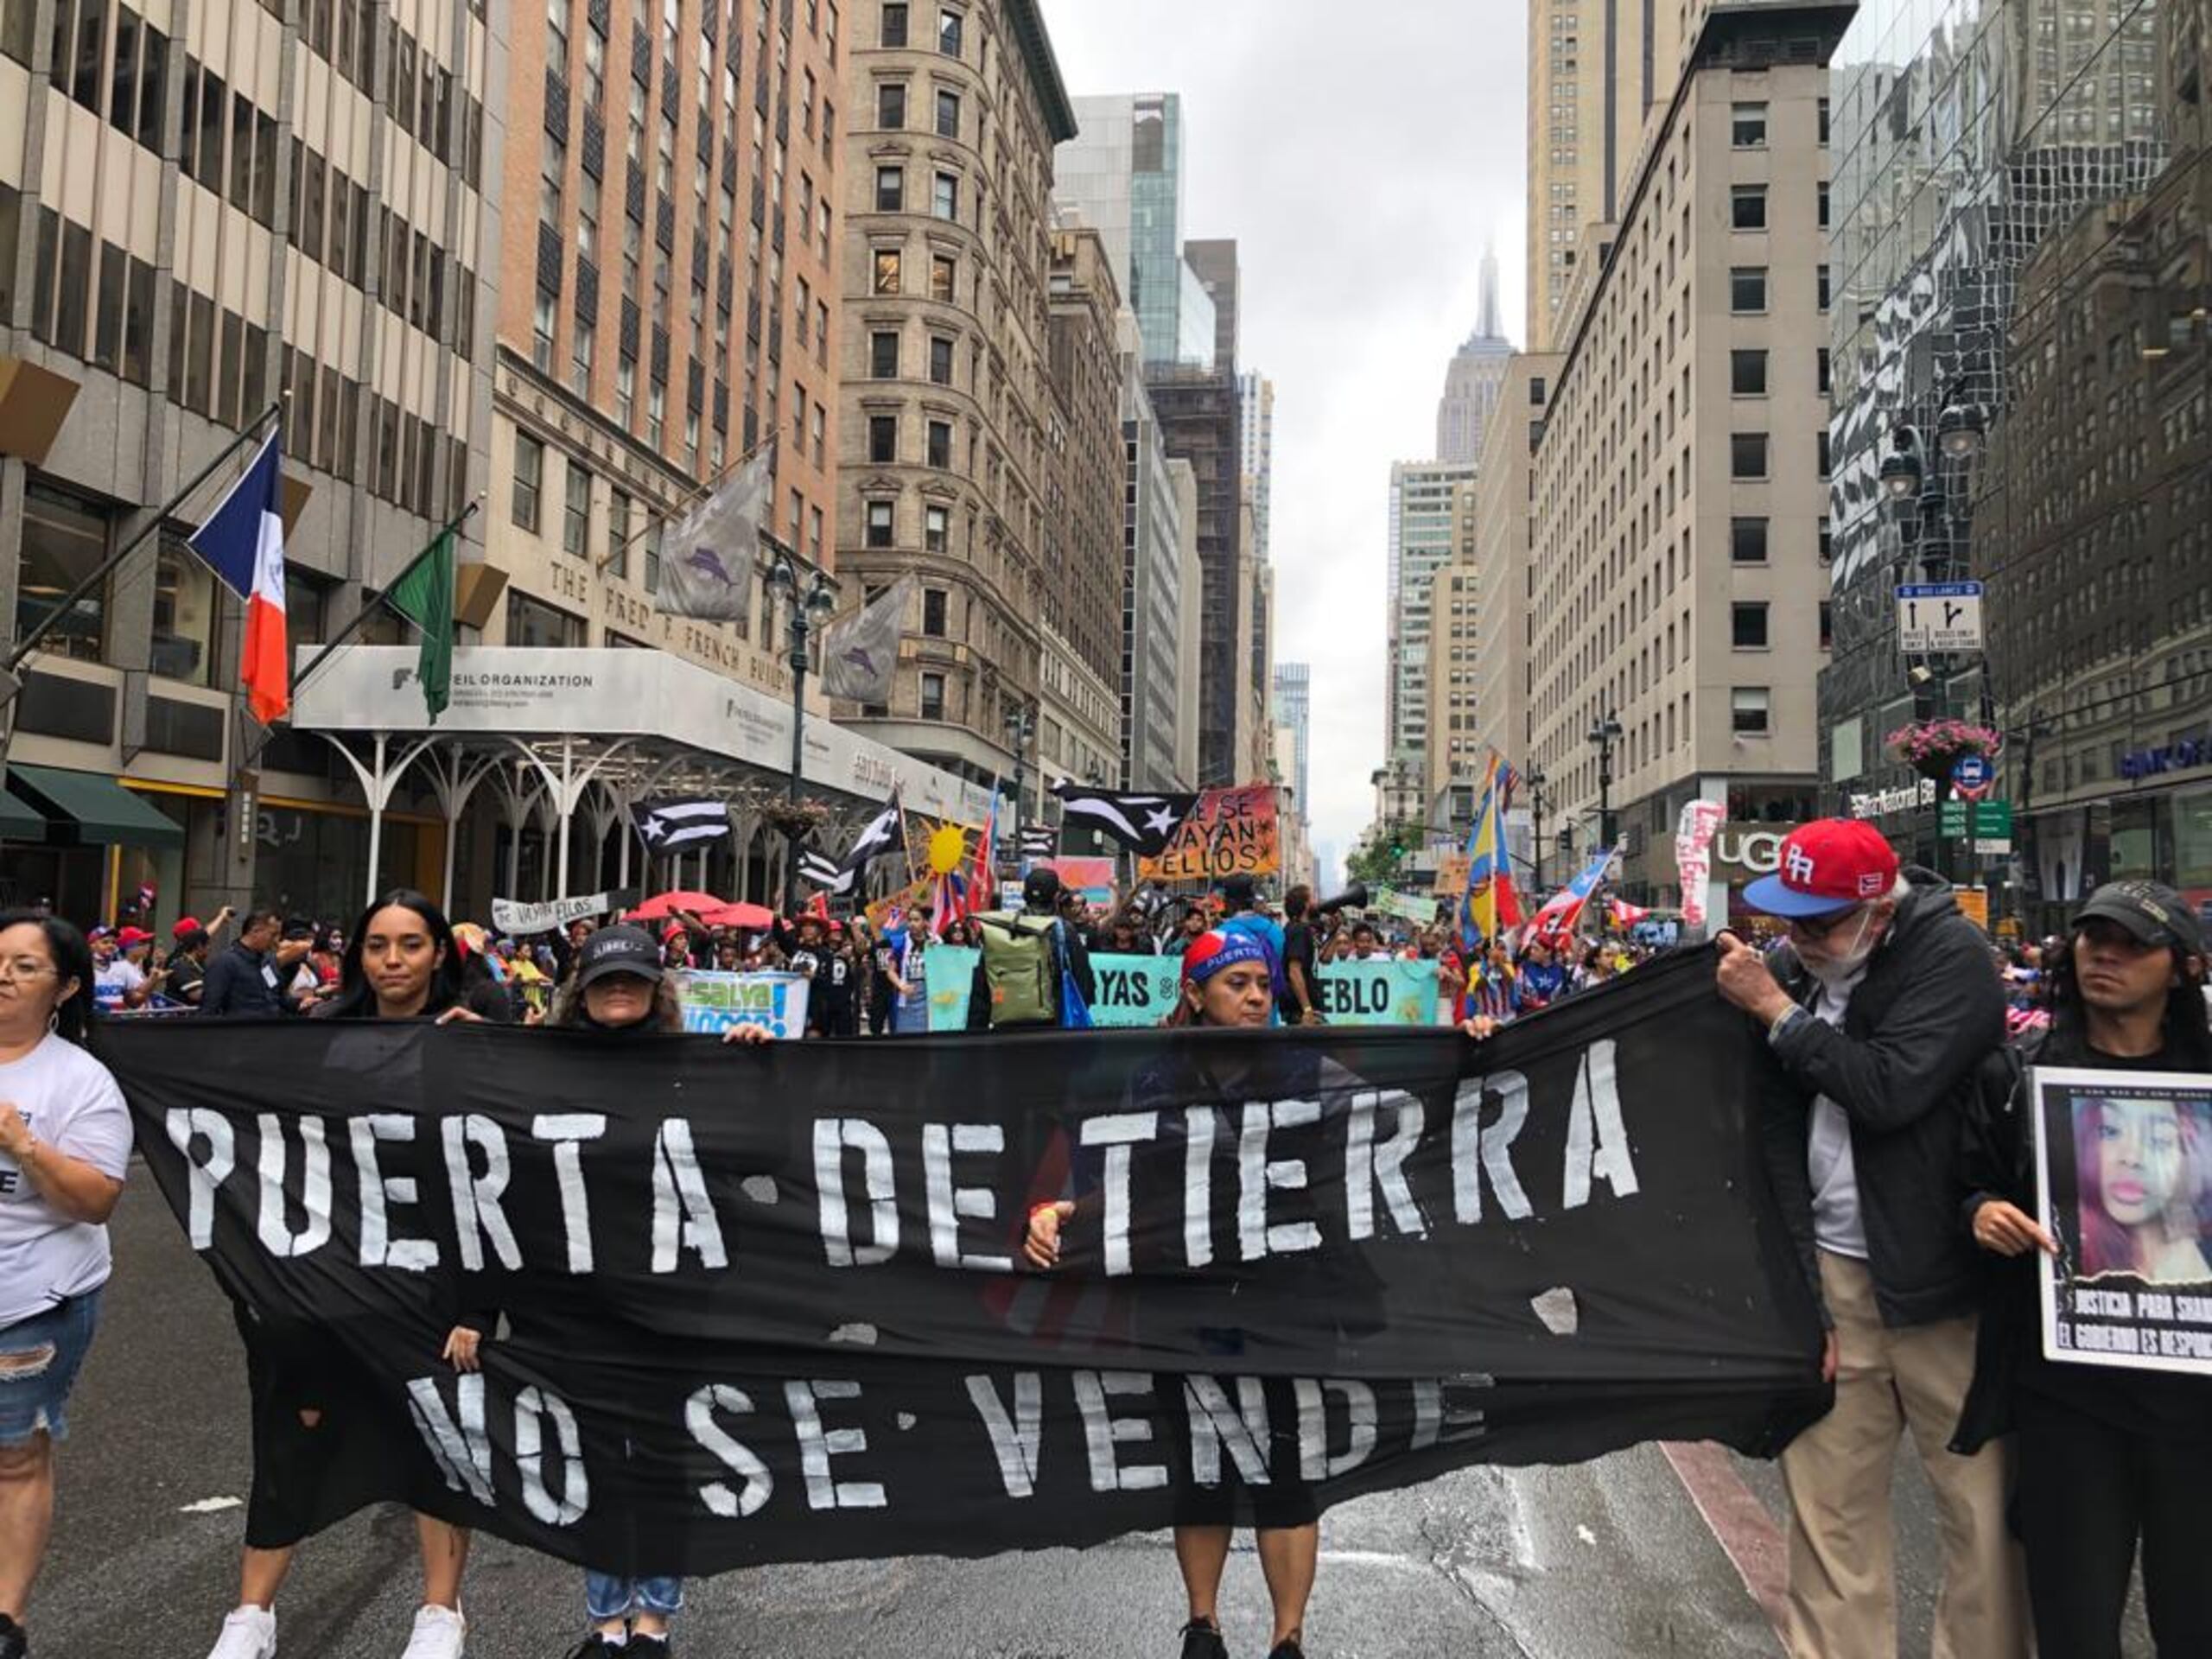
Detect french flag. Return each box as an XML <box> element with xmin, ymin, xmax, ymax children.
<box><xmin>188</xmin><ymin>433</ymin><xmax>289</xmax><ymax>724</ymax></box>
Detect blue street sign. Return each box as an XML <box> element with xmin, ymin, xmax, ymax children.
<box><xmin>1951</xmin><ymin>753</ymin><xmax>1993</xmax><ymax>800</ymax></box>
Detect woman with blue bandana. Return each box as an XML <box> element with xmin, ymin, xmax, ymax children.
<box><xmin>1024</xmin><ymin>931</ymin><xmax>1497</xmax><ymax>1659</ymax></box>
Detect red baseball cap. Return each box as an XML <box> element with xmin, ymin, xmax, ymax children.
<box><xmin>171</xmin><ymin>916</ymin><xmax>203</xmax><ymax>940</ymax></box>
<box><xmin>1743</xmin><ymin>820</ymin><xmax>1901</xmax><ymax>918</ymax></box>
<box><xmin>117</xmin><ymin>926</ymin><xmax>153</xmax><ymax>948</ymax></box>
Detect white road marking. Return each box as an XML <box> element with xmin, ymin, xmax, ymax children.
<box><xmin>178</xmin><ymin>1496</ymin><xmax>243</xmax><ymax>1514</ymax></box>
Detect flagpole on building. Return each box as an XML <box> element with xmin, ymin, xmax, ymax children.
<box><xmin>593</xmin><ymin>433</ymin><xmax>786</xmax><ymax>576</ymax></box>
<box><xmin>289</xmin><ymin>499</ymin><xmax>481</xmax><ymax>701</ymax></box>
<box><xmin>0</xmin><ymin>402</ymin><xmax>283</xmax><ymax>720</ymax></box>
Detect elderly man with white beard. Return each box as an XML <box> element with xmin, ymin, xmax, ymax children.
<box><xmin>1713</xmin><ymin>818</ymin><xmax>2026</xmax><ymax>1659</ymax></box>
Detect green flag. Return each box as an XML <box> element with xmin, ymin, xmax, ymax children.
<box><xmin>385</xmin><ymin>530</ymin><xmax>454</xmax><ymax>721</ymax></box>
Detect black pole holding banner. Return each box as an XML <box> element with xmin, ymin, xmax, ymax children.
<box><xmin>289</xmin><ymin>499</ymin><xmax>482</xmax><ymax>702</ymax></box>
<box><xmin>1</xmin><ymin>402</ymin><xmax>284</xmax><ymax>708</ymax></box>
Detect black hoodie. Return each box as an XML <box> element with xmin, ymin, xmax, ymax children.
<box><xmin>1755</xmin><ymin>869</ymin><xmax>2007</xmax><ymax>1328</ymax></box>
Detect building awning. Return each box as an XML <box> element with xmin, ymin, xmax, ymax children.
<box><xmin>0</xmin><ymin>784</ymin><xmax>43</xmax><ymax>841</ymax></box>
<box><xmin>6</xmin><ymin>765</ymin><xmax>184</xmax><ymax>848</ymax></box>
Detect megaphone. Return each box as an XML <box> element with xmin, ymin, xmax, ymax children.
<box><xmin>1313</xmin><ymin>882</ymin><xmax>1369</xmax><ymax>915</ymax></box>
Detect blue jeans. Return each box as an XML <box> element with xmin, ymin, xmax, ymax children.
<box><xmin>0</xmin><ymin>1288</ymin><xmax>103</xmax><ymax>1446</ymax></box>
<box><xmin>585</xmin><ymin>1572</ymin><xmax>683</xmax><ymax>1622</ymax></box>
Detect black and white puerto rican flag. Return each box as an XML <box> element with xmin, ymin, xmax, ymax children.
<box><xmin>799</xmin><ymin>795</ymin><xmax>904</xmax><ymax>896</ymax></box>
<box><xmin>1017</xmin><ymin>822</ymin><xmax>1057</xmax><ymax>859</ymax></box>
<box><xmin>1048</xmin><ymin>783</ymin><xmax>1198</xmax><ymax>857</ymax></box>
<box><xmin>631</xmin><ymin>798</ymin><xmax>731</xmax><ymax>853</ymax></box>
<box><xmin>797</xmin><ymin>849</ymin><xmax>850</xmax><ymax>894</ymax></box>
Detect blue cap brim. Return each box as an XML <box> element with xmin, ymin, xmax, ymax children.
<box><xmin>1742</xmin><ymin>874</ymin><xmax>1859</xmax><ymax>918</ymax></box>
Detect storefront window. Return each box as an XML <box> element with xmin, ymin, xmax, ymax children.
<box><xmin>2108</xmin><ymin>798</ymin><xmax>2161</xmax><ymax>882</ymax></box>
<box><xmin>253</xmin><ymin>804</ymin><xmax>424</xmax><ymax>922</ymax></box>
<box><xmin>150</xmin><ymin>537</ymin><xmax>218</xmax><ymax>684</ymax></box>
<box><xmin>2175</xmin><ymin>789</ymin><xmax>2212</xmax><ymax>893</ymax></box>
<box><xmin>16</xmin><ymin>483</ymin><xmax>108</xmax><ymax>661</ymax></box>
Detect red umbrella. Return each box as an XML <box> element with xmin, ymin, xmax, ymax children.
<box><xmin>628</xmin><ymin>890</ymin><xmax>726</xmax><ymax>921</ymax></box>
<box><xmin>698</xmin><ymin>900</ymin><xmax>776</xmax><ymax>931</ymax></box>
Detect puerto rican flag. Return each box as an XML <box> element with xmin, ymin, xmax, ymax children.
<box><xmin>188</xmin><ymin>433</ymin><xmax>289</xmax><ymax>724</ymax></box>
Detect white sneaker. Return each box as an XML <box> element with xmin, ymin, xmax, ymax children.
<box><xmin>206</xmin><ymin>1605</ymin><xmax>277</xmax><ymax>1659</ymax></box>
<box><xmin>398</xmin><ymin>1604</ymin><xmax>466</xmax><ymax>1659</ymax></box>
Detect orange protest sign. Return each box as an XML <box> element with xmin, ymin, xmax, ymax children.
<box><xmin>1138</xmin><ymin>785</ymin><xmax>1281</xmax><ymax>883</ymax></box>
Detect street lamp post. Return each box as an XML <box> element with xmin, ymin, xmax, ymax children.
<box><xmin>1526</xmin><ymin>764</ymin><xmax>1549</xmax><ymax>892</ymax></box>
<box><xmin>1003</xmin><ymin>700</ymin><xmax>1034</xmax><ymax>842</ymax></box>
<box><xmin>1882</xmin><ymin>405</ymin><xmax>1986</xmax><ymax>880</ymax></box>
<box><xmin>1586</xmin><ymin>712</ymin><xmax>1622</xmax><ymax>850</ymax></box>
<box><xmin>765</xmin><ymin>543</ymin><xmax>838</xmax><ymax>915</ymax></box>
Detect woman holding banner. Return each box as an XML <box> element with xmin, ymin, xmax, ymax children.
<box><xmin>204</xmin><ymin>890</ymin><xmax>507</xmax><ymax>1659</ymax></box>
<box><xmin>1956</xmin><ymin>880</ymin><xmax>2212</xmax><ymax>1657</ymax></box>
<box><xmin>1024</xmin><ymin>931</ymin><xmax>1497</xmax><ymax>1659</ymax></box>
<box><xmin>0</xmin><ymin>912</ymin><xmax>129</xmax><ymax>1659</ymax></box>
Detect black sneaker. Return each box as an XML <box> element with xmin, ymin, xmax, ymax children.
<box><xmin>1266</xmin><ymin>1642</ymin><xmax>1305</xmax><ymax>1659</ymax></box>
<box><xmin>1179</xmin><ymin>1620</ymin><xmax>1227</xmax><ymax>1659</ymax></box>
<box><xmin>562</xmin><ymin>1637</ymin><xmax>620</xmax><ymax>1659</ymax></box>
<box><xmin>0</xmin><ymin>1612</ymin><xmax>27</xmax><ymax>1659</ymax></box>
<box><xmin>632</xmin><ymin>1638</ymin><xmax>672</xmax><ymax>1658</ymax></box>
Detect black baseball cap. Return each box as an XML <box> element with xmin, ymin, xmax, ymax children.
<box><xmin>575</xmin><ymin>924</ymin><xmax>666</xmax><ymax>988</ymax></box>
<box><xmin>2074</xmin><ymin>880</ymin><xmax>2205</xmax><ymax>955</ymax></box>
<box><xmin>1218</xmin><ymin>874</ymin><xmax>1257</xmax><ymax>909</ymax></box>
<box><xmin>1022</xmin><ymin>867</ymin><xmax>1063</xmax><ymax>907</ymax></box>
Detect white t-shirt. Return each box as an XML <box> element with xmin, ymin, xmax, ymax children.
<box><xmin>92</xmin><ymin>957</ymin><xmax>146</xmax><ymax>1007</ymax></box>
<box><xmin>0</xmin><ymin>1033</ymin><xmax>133</xmax><ymax>1328</ymax></box>
<box><xmin>1804</xmin><ymin>966</ymin><xmax>1870</xmax><ymax>1260</ymax></box>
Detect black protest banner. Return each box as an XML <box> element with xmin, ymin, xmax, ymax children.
<box><xmin>105</xmin><ymin>947</ymin><xmax>1825</xmax><ymax>1577</ymax></box>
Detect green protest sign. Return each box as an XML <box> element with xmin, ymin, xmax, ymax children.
<box><xmin>1370</xmin><ymin>887</ymin><xmax>1440</xmax><ymax>924</ymax></box>
<box><xmin>923</xmin><ymin>945</ymin><xmax>982</xmax><ymax>1031</ymax></box>
<box><xmin>1087</xmin><ymin>952</ymin><xmax>1185</xmax><ymax>1027</ymax></box>
<box><xmin>1313</xmin><ymin>958</ymin><xmax>1441</xmax><ymax>1026</ymax></box>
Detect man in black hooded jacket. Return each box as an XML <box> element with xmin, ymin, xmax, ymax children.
<box><xmin>1715</xmin><ymin>818</ymin><xmax>2025</xmax><ymax>1659</ymax></box>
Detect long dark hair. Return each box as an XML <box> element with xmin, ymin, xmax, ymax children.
<box><xmin>0</xmin><ymin>909</ymin><xmax>97</xmax><ymax>1046</ymax></box>
<box><xmin>2044</xmin><ymin>931</ymin><xmax>2212</xmax><ymax>1070</ymax></box>
<box><xmin>320</xmin><ymin>889</ymin><xmax>464</xmax><ymax>1020</ymax></box>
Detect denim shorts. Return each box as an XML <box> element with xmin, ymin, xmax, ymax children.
<box><xmin>585</xmin><ymin>1572</ymin><xmax>684</xmax><ymax>1621</ymax></box>
<box><xmin>0</xmin><ymin>1289</ymin><xmax>104</xmax><ymax>1446</ymax></box>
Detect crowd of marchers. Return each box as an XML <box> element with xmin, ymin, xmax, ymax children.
<box><xmin>1</xmin><ymin>815</ymin><xmax>2207</xmax><ymax>1659</ymax></box>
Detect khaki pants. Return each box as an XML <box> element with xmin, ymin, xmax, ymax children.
<box><xmin>1780</xmin><ymin>1251</ymin><xmax>2030</xmax><ymax>1659</ymax></box>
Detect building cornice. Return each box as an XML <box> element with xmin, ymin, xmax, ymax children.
<box><xmin>1002</xmin><ymin>0</ymin><xmax>1078</xmax><ymax>145</ymax></box>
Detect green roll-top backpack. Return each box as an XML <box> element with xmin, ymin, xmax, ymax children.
<box><xmin>975</xmin><ymin>910</ymin><xmax>1058</xmax><ymax>1027</ymax></box>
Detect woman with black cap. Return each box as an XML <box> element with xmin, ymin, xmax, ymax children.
<box><xmin>551</xmin><ymin>925</ymin><xmax>766</xmax><ymax>1657</ymax></box>
<box><xmin>1956</xmin><ymin>879</ymin><xmax>2212</xmax><ymax>1656</ymax></box>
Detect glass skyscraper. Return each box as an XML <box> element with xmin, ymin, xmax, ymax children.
<box><xmin>1056</xmin><ymin>93</ymin><xmax>1216</xmax><ymax>366</ymax></box>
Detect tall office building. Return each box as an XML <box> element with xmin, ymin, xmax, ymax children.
<box><xmin>1385</xmin><ymin>458</ymin><xmax>1477</xmax><ymax>779</ymax></box>
<box><xmin>1238</xmin><ymin>370</ymin><xmax>1273</xmax><ymax>567</ymax></box>
<box><xmin>487</xmin><ymin>0</ymin><xmax>843</xmax><ymax>678</ymax></box>
<box><xmin>832</xmin><ymin>0</ymin><xmax>1077</xmax><ymax>787</ymax></box>
<box><xmin>1525</xmin><ymin>0</ymin><xmax>1700</xmax><ymax>349</ymax></box>
<box><xmin>1038</xmin><ymin>222</ymin><xmax>1128</xmax><ymax>802</ymax></box>
<box><xmin>1437</xmin><ymin>248</ymin><xmax>1514</xmax><ymax>463</ymax></box>
<box><xmin>1054</xmin><ymin>92</ymin><xmax>1214</xmax><ymax>366</ymax></box>
<box><xmin>1273</xmin><ymin>660</ymin><xmax>1312</xmax><ymax>818</ymax></box>
<box><xmin>1526</xmin><ymin>1</ymin><xmax>1841</xmax><ymax>899</ymax></box>
<box><xmin>1121</xmin><ymin>334</ymin><xmax>1190</xmax><ymax>790</ymax></box>
<box><xmin>1822</xmin><ymin>0</ymin><xmax>2177</xmax><ymax>902</ymax></box>
<box><xmin>1169</xmin><ymin>454</ymin><xmax>1202</xmax><ymax>788</ymax></box>
<box><xmin>1</xmin><ymin>0</ymin><xmax>498</xmax><ymax>918</ymax></box>
<box><xmin>1471</xmin><ymin>354</ymin><xmax>1559</xmax><ymax>771</ymax></box>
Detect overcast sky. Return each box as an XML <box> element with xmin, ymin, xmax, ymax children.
<box><xmin>1037</xmin><ymin>0</ymin><xmax>1529</xmax><ymax>884</ymax></box>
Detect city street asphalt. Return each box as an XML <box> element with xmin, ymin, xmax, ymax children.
<box><xmin>24</xmin><ymin>1170</ymin><xmax>2152</xmax><ymax>1657</ymax></box>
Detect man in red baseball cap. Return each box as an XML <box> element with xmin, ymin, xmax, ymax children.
<box><xmin>1715</xmin><ymin>820</ymin><xmax>2025</xmax><ymax>1656</ymax></box>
